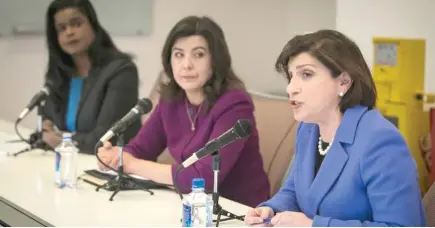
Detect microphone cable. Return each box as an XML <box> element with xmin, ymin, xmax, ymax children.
<box><xmin>14</xmin><ymin>119</ymin><xmax>30</xmax><ymax>145</ymax></box>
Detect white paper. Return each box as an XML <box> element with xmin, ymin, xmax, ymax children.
<box><xmin>95</xmin><ymin>169</ymin><xmax>149</xmax><ymax>180</ymax></box>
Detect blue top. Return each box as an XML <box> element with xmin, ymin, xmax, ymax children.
<box><xmin>258</xmin><ymin>105</ymin><xmax>426</xmax><ymax>227</ymax></box>
<box><xmin>66</xmin><ymin>77</ymin><xmax>84</xmax><ymax>132</ymax></box>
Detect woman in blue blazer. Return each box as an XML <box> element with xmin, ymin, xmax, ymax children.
<box><xmin>245</xmin><ymin>30</ymin><xmax>426</xmax><ymax>227</ymax></box>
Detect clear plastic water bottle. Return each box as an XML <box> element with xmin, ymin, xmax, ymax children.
<box><xmin>54</xmin><ymin>133</ymin><xmax>79</xmax><ymax>188</ymax></box>
<box><xmin>182</xmin><ymin>178</ymin><xmax>213</xmax><ymax>227</ymax></box>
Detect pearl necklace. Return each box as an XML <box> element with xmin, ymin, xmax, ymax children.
<box><xmin>318</xmin><ymin>137</ymin><xmax>333</xmax><ymax>155</ymax></box>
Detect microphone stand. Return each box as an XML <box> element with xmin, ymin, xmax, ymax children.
<box><xmin>12</xmin><ymin>102</ymin><xmax>51</xmax><ymax>156</ymax></box>
<box><xmin>5</xmin><ymin>139</ymin><xmax>23</xmax><ymax>143</ymax></box>
<box><xmin>96</xmin><ymin>133</ymin><xmax>153</xmax><ymax>201</ymax></box>
<box><xmin>211</xmin><ymin>152</ymin><xmax>245</xmax><ymax>227</ymax></box>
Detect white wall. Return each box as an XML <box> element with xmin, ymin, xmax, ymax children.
<box><xmin>2</xmin><ymin>0</ymin><xmax>434</xmax><ymax>130</ymax></box>
<box><xmin>336</xmin><ymin>0</ymin><xmax>435</xmax><ymax>92</ymax></box>
<box><xmin>0</xmin><ymin>0</ymin><xmax>336</xmax><ymax>128</ymax></box>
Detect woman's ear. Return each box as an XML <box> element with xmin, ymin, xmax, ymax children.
<box><xmin>338</xmin><ymin>72</ymin><xmax>353</xmax><ymax>93</ymax></box>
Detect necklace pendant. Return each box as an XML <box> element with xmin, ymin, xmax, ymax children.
<box><xmin>191</xmin><ymin>124</ymin><xmax>195</xmax><ymax>131</ymax></box>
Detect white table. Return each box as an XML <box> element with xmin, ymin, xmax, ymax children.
<box><xmin>0</xmin><ymin>120</ymin><xmax>249</xmax><ymax>226</ymax></box>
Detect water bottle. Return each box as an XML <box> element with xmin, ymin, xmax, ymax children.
<box><xmin>182</xmin><ymin>178</ymin><xmax>213</xmax><ymax>227</ymax></box>
<box><xmin>54</xmin><ymin>133</ymin><xmax>79</xmax><ymax>188</ymax></box>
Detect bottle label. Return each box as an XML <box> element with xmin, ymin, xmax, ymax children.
<box><xmin>206</xmin><ymin>204</ymin><xmax>213</xmax><ymax>227</ymax></box>
<box><xmin>182</xmin><ymin>204</ymin><xmax>192</xmax><ymax>227</ymax></box>
<box><xmin>55</xmin><ymin>151</ymin><xmax>61</xmax><ymax>187</ymax></box>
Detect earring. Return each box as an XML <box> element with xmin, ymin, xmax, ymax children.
<box><xmin>339</xmin><ymin>92</ymin><xmax>344</xmax><ymax>97</ymax></box>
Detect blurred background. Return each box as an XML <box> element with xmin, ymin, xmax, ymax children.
<box><xmin>1</xmin><ymin>0</ymin><xmax>432</xmax><ymax>127</ymax></box>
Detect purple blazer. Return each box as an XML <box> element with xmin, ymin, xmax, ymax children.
<box><xmin>124</xmin><ymin>90</ymin><xmax>270</xmax><ymax>207</ymax></box>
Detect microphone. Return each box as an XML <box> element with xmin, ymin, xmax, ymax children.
<box><xmin>98</xmin><ymin>98</ymin><xmax>153</xmax><ymax>144</ymax></box>
<box><xmin>181</xmin><ymin>119</ymin><xmax>252</xmax><ymax>168</ymax></box>
<box><xmin>17</xmin><ymin>81</ymin><xmax>54</xmax><ymax>122</ymax></box>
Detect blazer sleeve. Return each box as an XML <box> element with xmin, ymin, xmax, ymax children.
<box><xmin>170</xmin><ymin>96</ymin><xmax>255</xmax><ymax>193</ymax></box>
<box><xmin>312</xmin><ymin>127</ymin><xmax>426</xmax><ymax>227</ymax></box>
<box><xmin>71</xmin><ymin>62</ymin><xmax>139</xmax><ymax>153</ymax></box>
<box><xmin>123</xmin><ymin>103</ymin><xmax>167</xmax><ymax>161</ymax></box>
<box><xmin>257</xmin><ymin>123</ymin><xmax>302</xmax><ymax>212</ymax></box>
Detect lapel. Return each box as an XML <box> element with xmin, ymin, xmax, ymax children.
<box><xmin>76</xmin><ymin>67</ymin><xmax>99</xmax><ymax>119</ymax></box>
<box><xmin>302</xmin><ymin>105</ymin><xmax>369</xmax><ymax>217</ymax></box>
<box><xmin>306</xmin><ymin>135</ymin><xmax>348</xmax><ymax>217</ymax></box>
<box><xmin>299</xmin><ymin>125</ymin><xmax>318</xmax><ymax>194</ymax></box>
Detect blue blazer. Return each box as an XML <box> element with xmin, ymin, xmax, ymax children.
<box><xmin>259</xmin><ymin>105</ymin><xmax>426</xmax><ymax>226</ymax></box>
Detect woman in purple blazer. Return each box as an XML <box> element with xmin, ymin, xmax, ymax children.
<box><xmin>97</xmin><ymin>16</ymin><xmax>270</xmax><ymax>207</ymax></box>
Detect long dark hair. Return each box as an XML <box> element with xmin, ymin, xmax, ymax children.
<box><xmin>45</xmin><ymin>0</ymin><xmax>130</xmax><ymax>87</ymax></box>
<box><xmin>159</xmin><ymin>16</ymin><xmax>246</xmax><ymax>112</ymax></box>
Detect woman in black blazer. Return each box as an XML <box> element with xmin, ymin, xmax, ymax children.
<box><xmin>41</xmin><ymin>0</ymin><xmax>141</xmax><ymax>154</ymax></box>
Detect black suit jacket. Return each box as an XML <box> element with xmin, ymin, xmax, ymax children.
<box><xmin>42</xmin><ymin>56</ymin><xmax>142</xmax><ymax>154</ymax></box>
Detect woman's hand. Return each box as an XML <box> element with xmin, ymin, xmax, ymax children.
<box><xmin>270</xmin><ymin>211</ymin><xmax>312</xmax><ymax>227</ymax></box>
<box><xmin>42</xmin><ymin>130</ymin><xmax>62</xmax><ymax>148</ymax></box>
<box><xmin>42</xmin><ymin>120</ymin><xmax>54</xmax><ymax>131</ymax></box>
<box><xmin>244</xmin><ymin>206</ymin><xmax>275</xmax><ymax>227</ymax></box>
<box><xmin>97</xmin><ymin>141</ymin><xmax>136</xmax><ymax>171</ymax></box>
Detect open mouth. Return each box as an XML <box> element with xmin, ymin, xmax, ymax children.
<box><xmin>290</xmin><ymin>100</ymin><xmax>303</xmax><ymax>108</ymax></box>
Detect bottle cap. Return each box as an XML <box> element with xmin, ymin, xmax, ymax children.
<box><xmin>62</xmin><ymin>132</ymin><xmax>72</xmax><ymax>140</ymax></box>
<box><xmin>192</xmin><ymin>178</ymin><xmax>205</xmax><ymax>189</ymax></box>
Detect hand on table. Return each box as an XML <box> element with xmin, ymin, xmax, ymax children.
<box><xmin>270</xmin><ymin>211</ymin><xmax>312</xmax><ymax>227</ymax></box>
<box><xmin>244</xmin><ymin>206</ymin><xmax>274</xmax><ymax>227</ymax></box>
<box><xmin>42</xmin><ymin>130</ymin><xmax>62</xmax><ymax>148</ymax></box>
<box><xmin>97</xmin><ymin>141</ymin><xmax>136</xmax><ymax>172</ymax></box>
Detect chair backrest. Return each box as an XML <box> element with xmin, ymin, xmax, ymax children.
<box><xmin>250</xmin><ymin>91</ymin><xmax>298</xmax><ymax>196</ymax></box>
<box><xmin>423</xmin><ymin>181</ymin><xmax>435</xmax><ymax>226</ymax></box>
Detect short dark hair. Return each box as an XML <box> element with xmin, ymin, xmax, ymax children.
<box><xmin>45</xmin><ymin>0</ymin><xmax>130</xmax><ymax>86</ymax></box>
<box><xmin>275</xmin><ymin>29</ymin><xmax>377</xmax><ymax>113</ymax></box>
<box><xmin>159</xmin><ymin>16</ymin><xmax>246</xmax><ymax>112</ymax></box>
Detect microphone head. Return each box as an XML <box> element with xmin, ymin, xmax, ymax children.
<box><xmin>137</xmin><ymin>98</ymin><xmax>153</xmax><ymax>114</ymax></box>
<box><xmin>234</xmin><ymin>119</ymin><xmax>252</xmax><ymax>138</ymax></box>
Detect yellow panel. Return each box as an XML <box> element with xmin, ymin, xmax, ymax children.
<box><xmin>373</xmin><ymin>37</ymin><xmax>429</xmax><ymax>194</ymax></box>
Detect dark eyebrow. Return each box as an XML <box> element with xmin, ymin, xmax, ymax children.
<box><xmin>192</xmin><ymin>46</ymin><xmax>207</xmax><ymax>52</ymax></box>
<box><xmin>55</xmin><ymin>15</ymin><xmax>83</xmax><ymax>26</ymax></box>
<box><xmin>70</xmin><ymin>16</ymin><xmax>84</xmax><ymax>21</ymax></box>
<box><xmin>172</xmin><ymin>47</ymin><xmax>183</xmax><ymax>52</ymax></box>
<box><xmin>295</xmin><ymin>64</ymin><xmax>316</xmax><ymax>69</ymax></box>
<box><xmin>172</xmin><ymin>46</ymin><xmax>207</xmax><ymax>52</ymax></box>
<box><xmin>287</xmin><ymin>64</ymin><xmax>316</xmax><ymax>76</ymax></box>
